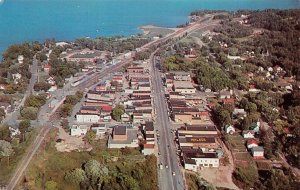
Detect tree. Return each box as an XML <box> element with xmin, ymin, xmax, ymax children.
<box><xmin>34</xmin><ymin>81</ymin><xmax>51</xmax><ymax>92</ymax></box>
<box><xmin>45</xmin><ymin>180</ymin><xmax>58</xmax><ymax>190</ymax></box>
<box><xmin>85</xmin><ymin>130</ymin><xmax>96</xmax><ymax>144</ymax></box>
<box><xmin>0</xmin><ymin>140</ymin><xmax>14</xmax><ymax>165</ymax></box>
<box><xmin>84</xmin><ymin>159</ymin><xmax>102</xmax><ymax>185</ymax></box>
<box><xmin>112</xmin><ymin>105</ymin><xmax>125</xmax><ymax>122</ymax></box>
<box><xmin>65</xmin><ymin>168</ymin><xmax>87</xmax><ymax>185</ymax></box>
<box><xmin>19</xmin><ymin>120</ymin><xmax>31</xmax><ymax>142</ymax></box>
<box><xmin>0</xmin><ymin>125</ymin><xmax>11</xmax><ymax>141</ymax></box>
<box><xmin>61</xmin><ymin>119</ymin><xmax>69</xmax><ymax>131</ymax></box>
<box><xmin>20</xmin><ymin>107</ymin><xmax>38</xmax><ymax>120</ymax></box>
<box><xmin>59</xmin><ymin>104</ymin><xmax>73</xmax><ymax>118</ymax></box>
<box><xmin>0</xmin><ymin>108</ymin><xmax>5</xmax><ymax>121</ymax></box>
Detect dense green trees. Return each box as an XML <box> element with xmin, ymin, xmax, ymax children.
<box><xmin>195</xmin><ymin>60</ymin><xmax>234</xmax><ymax>91</ymax></box>
<box><xmin>112</xmin><ymin>105</ymin><xmax>125</xmax><ymax>122</ymax></box>
<box><xmin>24</xmin><ymin>94</ymin><xmax>47</xmax><ymax>108</ymax></box>
<box><xmin>0</xmin><ymin>140</ymin><xmax>14</xmax><ymax>165</ymax></box>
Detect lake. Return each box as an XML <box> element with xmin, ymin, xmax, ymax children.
<box><xmin>0</xmin><ymin>0</ymin><xmax>299</xmax><ymax>53</ymax></box>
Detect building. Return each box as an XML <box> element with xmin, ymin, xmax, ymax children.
<box><xmin>80</xmin><ymin>106</ymin><xmax>100</xmax><ymax>114</ymax></box>
<box><xmin>43</xmin><ymin>64</ymin><xmax>52</xmax><ymax>73</ymax></box>
<box><xmin>247</xmin><ymin>139</ymin><xmax>258</xmax><ymax>150</ymax></box>
<box><xmin>127</xmin><ymin>67</ymin><xmax>144</xmax><ymax>74</ymax></box>
<box><xmin>121</xmin><ymin>112</ymin><xmax>131</xmax><ymax>123</ymax></box>
<box><xmin>76</xmin><ymin>113</ymin><xmax>100</xmax><ymax>123</ymax></box>
<box><xmin>183</xmin><ymin>149</ymin><xmax>219</xmax><ymax>171</ymax></box>
<box><xmin>91</xmin><ymin>124</ymin><xmax>106</xmax><ymax>137</ymax></box>
<box><xmin>70</xmin><ymin>125</ymin><xmax>89</xmax><ymax>136</ymax></box>
<box><xmin>142</xmin><ymin>144</ymin><xmax>155</xmax><ymax>155</ymax></box>
<box><xmin>224</xmin><ymin>125</ymin><xmax>235</xmax><ymax>135</ymax></box>
<box><xmin>251</xmin><ymin>146</ymin><xmax>264</xmax><ymax>159</ymax></box>
<box><xmin>179</xmin><ymin>137</ymin><xmax>217</xmax><ymax>150</ymax></box>
<box><xmin>17</xmin><ymin>55</ymin><xmax>24</xmax><ymax>64</ymax></box>
<box><xmin>177</xmin><ymin>124</ymin><xmax>218</xmax><ymax>137</ymax></box>
<box><xmin>242</xmin><ymin>130</ymin><xmax>255</xmax><ymax>139</ymax></box>
<box><xmin>107</xmin><ymin>126</ymin><xmax>139</xmax><ymax>148</ymax></box>
<box><xmin>0</xmin><ymin>102</ymin><xmax>11</xmax><ymax>114</ymax></box>
<box><xmin>173</xmin><ymin>81</ymin><xmax>195</xmax><ymax>94</ymax></box>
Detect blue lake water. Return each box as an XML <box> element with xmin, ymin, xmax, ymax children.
<box><xmin>0</xmin><ymin>0</ymin><xmax>299</xmax><ymax>53</ymax></box>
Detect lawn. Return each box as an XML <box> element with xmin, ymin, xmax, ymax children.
<box><xmin>0</xmin><ymin>128</ymin><xmax>38</xmax><ymax>185</ymax></box>
<box><xmin>22</xmin><ymin>129</ymin><xmax>157</xmax><ymax>190</ymax></box>
<box><xmin>227</xmin><ymin>134</ymin><xmax>246</xmax><ymax>152</ymax></box>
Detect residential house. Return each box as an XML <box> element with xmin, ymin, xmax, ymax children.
<box><xmin>242</xmin><ymin>130</ymin><xmax>255</xmax><ymax>139</ymax></box>
<box><xmin>247</xmin><ymin>139</ymin><xmax>258</xmax><ymax>150</ymax></box>
<box><xmin>251</xmin><ymin>146</ymin><xmax>264</xmax><ymax>159</ymax></box>
<box><xmin>0</xmin><ymin>102</ymin><xmax>11</xmax><ymax>114</ymax></box>
<box><xmin>224</xmin><ymin>125</ymin><xmax>235</xmax><ymax>135</ymax></box>
<box><xmin>43</xmin><ymin>64</ymin><xmax>52</xmax><ymax>73</ymax></box>
<box><xmin>222</xmin><ymin>98</ymin><xmax>235</xmax><ymax>105</ymax></box>
<box><xmin>219</xmin><ymin>91</ymin><xmax>231</xmax><ymax>99</ymax></box>
<box><xmin>17</xmin><ymin>55</ymin><xmax>24</xmax><ymax>64</ymax></box>
<box><xmin>121</xmin><ymin>112</ymin><xmax>131</xmax><ymax>123</ymax></box>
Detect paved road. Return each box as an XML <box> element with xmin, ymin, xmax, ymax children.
<box><xmin>150</xmin><ymin>52</ymin><xmax>185</xmax><ymax>190</ymax></box>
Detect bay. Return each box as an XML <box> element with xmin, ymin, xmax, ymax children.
<box><xmin>0</xmin><ymin>0</ymin><xmax>299</xmax><ymax>53</ymax></box>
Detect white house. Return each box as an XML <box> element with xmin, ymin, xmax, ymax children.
<box><xmin>251</xmin><ymin>146</ymin><xmax>264</xmax><ymax>159</ymax></box>
<box><xmin>76</xmin><ymin>113</ymin><xmax>100</xmax><ymax>123</ymax></box>
<box><xmin>70</xmin><ymin>125</ymin><xmax>89</xmax><ymax>136</ymax></box>
<box><xmin>121</xmin><ymin>112</ymin><xmax>130</xmax><ymax>123</ymax></box>
<box><xmin>17</xmin><ymin>55</ymin><xmax>24</xmax><ymax>64</ymax></box>
<box><xmin>224</xmin><ymin>125</ymin><xmax>235</xmax><ymax>135</ymax></box>
<box><xmin>242</xmin><ymin>130</ymin><xmax>255</xmax><ymax>139</ymax></box>
<box><xmin>9</xmin><ymin>127</ymin><xmax>20</xmax><ymax>137</ymax></box>
<box><xmin>12</xmin><ymin>73</ymin><xmax>22</xmax><ymax>84</ymax></box>
<box><xmin>142</xmin><ymin>144</ymin><xmax>155</xmax><ymax>155</ymax></box>
<box><xmin>250</xmin><ymin>121</ymin><xmax>260</xmax><ymax>133</ymax></box>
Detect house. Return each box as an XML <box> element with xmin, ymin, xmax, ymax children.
<box><xmin>17</xmin><ymin>55</ymin><xmax>24</xmax><ymax>64</ymax></box>
<box><xmin>249</xmin><ymin>85</ymin><xmax>260</xmax><ymax>93</ymax></box>
<box><xmin>91</xmin><ymin>124</ymin><xmax>106</xmax><ymax>137</ymax></box>
<box><xmin>242</xmin><ymin>130</ymin><xmax>255</xmax><ymax>139</ymax></box>
<box><xmin>219</xmin><ymin>91</ymin><xmax>231</xmax><ymax>99</ymax></box>
<box><xmin>250</xmin><ymin>121</ymin><xmax>260</xmax><ymax>133</ymax></box>
<box><xmin>12</xmin><ymin>73</ymin><xmax>22</xmax><ymax>84</ymax></box>
<box><xmin>70</xmin><ymin>125</ymin><xmax>89</xmax><ymax>136</ymax></box>
<box><xmin>251</xmin><ymin>146</ymin><xmax>264</xmax><ymax>159</ymax></box>
<box><xmin>222</xmin><ymin>98</ymin><xmax>235</xmax><ymax>105</ymax></box>
<box><xmin>9</xmin><ymin>127</ymin><xmax>20</xmax><ymax>137</ymax></box>
<box><xmin>43</xmin><ymin>64</ymin><xmax>52</xmax><ymax>73</ymax></box>
<box><xmin>121</xmin><ymin>112</ymin><xmax>131</xmax><ymax>123</ymax></box>
<box><xmin>76</xmin><ymin>113</ymin><xmax>100</xmax><ymax>123</ymax></box>
<box><xmin>107</xmin><ymin>126</ymin><xmax>139</xmax><ymax>148</ymax></box>
<box><xmin>0</xmin><ymin>102</ymin><xmax>11</xmax><ymax>114</ymax></box>
<box><xmin>0</xmin><ymin>84</ymin><xmax>6</xmax><ymax>91</ymax></box>
<box><xmin>47</xmin><ymin>77</ymin><xmax>56</xmax><ymax>86</ymax></box>
<box><xmin>233</xmin><ymin>108</ymin><xmax>247</xmax><ymax>118</ymax></box>
<box><xmin>247</xmin><ymin>139</ymin><xmax>258</xmax><ymax>149</ymax></box>
<box><xmin>224</xmin><ymin>125</ymin><xmax>235</xmax><ymax>135</ymax></box>
<box><xmin>142</xmin><ymin>144</ymin><xmax>155</xmax><ymax>155</ymax></box>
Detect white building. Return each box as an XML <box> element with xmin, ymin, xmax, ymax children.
<box><xmin>242</xmin><ymin>130</ymin><xmax>255</xmax><ymax>139</ymax></box>
<box><xmin>251</xmin><ymin>146</ymin><xmax>264</xmax><ymax>159</ymax></box>
<box><xmin>91</xmin><ymin>124</ymin><xmax>106</xmax><ymax>137</ymax></box>
<box><xmin>183</xmin><ymin>150</ymin><xmax>219</xmax><ymax>172</ymax></box>
<box><xmin>224</xmin><ymin>125</ymin><xmax>235</xmax><ymax>135</ymax></box>
<box><xmin>17</xmin><ymin>55</ymin><xmax>24</xmax><ymax>64</ymax></box>
<box><xmin>70</xmin><ymin>125</ymin><xmax>88</xmax><ymax>136</ymax></box>
<box><xmin>76</xmin><ymin>113</ymin><xmax>100</xmax><ymax>123</ymax></box>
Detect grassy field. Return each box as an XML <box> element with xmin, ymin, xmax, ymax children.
<box><xmin>141</xmin><ymin>26</ymin><xmax>174</xmax><ymax>38</ymax></box>
<box><xmin>227</xmin><ymin>134</ymin><xmax>246</xmax><ymax>152</ymax></box>
<box><xmin>0</xmin><ymin>128</ymin><xmax>38</xmax><ymax>185</ymax></box>
<box><xmin>21</xmin><ymin>129</ymin><xmax>157</xmax><ymax>190</ymax></box>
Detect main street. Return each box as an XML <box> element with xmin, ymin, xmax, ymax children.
<box><xmin>150</xmin><ymin>51</ymin><xmax>185</xmax><ymax>190</ymax></box>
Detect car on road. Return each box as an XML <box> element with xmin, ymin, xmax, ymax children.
<box><xmin>159</xmin><ymin>163</ymin><xmax>163</xmax><ymax>170</ymax></box>
<box><xmin>165</xmin><ymin>165</ymin><xmax>169</xmax><ymax>169</ymax></box>
<box><xmin>172</xmin><ymin>172</ymin><xmax>175</xmax><ymax>176</ymax></box>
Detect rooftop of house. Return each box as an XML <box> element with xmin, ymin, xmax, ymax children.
<box><xmin>144</xmin><ymin>144</ymin><xmax>155</xmax><ymax>149</ymax></box>
<box><xmin>252</xmin><ymin>146</ymin><xmax>264</xmax><ymax>151</ymax></box>
<box><xmin>247</xmin><ymin>139</ymin><xmax>258</xmax><ymax>145</ymax></box>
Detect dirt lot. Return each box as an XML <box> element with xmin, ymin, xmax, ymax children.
<box><xmin>55</xmin><ymin>126</ymin><xmax>92</xmax><ymax>152</ymax></box>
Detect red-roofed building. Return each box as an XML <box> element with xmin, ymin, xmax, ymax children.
<box><xmin>101</xmin><ymin>105</ymin><xmax>113</xmax><ymax>112</ymax></box>
<box><xmin>222</xmin><ymin>98</ymin><xmax>235</xmax><ymax>105</ymax></box>
<box><xmin>44</xmin><ymin>64</ymin><xmax>52</xmax><ymax>73</ymax></box>
<box><xmin>246</xmin><ymin>139</ymin><xmax>258</xmax><ymax>149</ymax></box>
<box><xmin>112</xmin><ymin>75</ymin><xmax>123</xmax><ymax>84</ymax></box>
<box><xmin>142</xmin><ymin>144</ymin><xmax>155</xmax><ymax>155</ymax></box>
